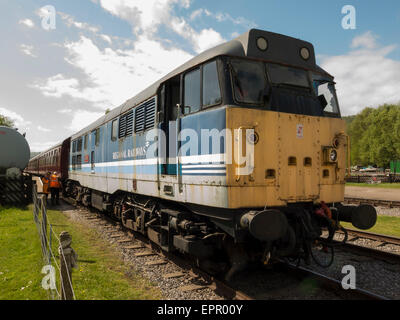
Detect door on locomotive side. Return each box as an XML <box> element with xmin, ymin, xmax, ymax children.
<box><xmin>90</xmin><ymin>129</ymin><xmax>99</xmax><ymax>174</ymax></box>
<box><xmin>158</xmin><ymin>75</ymin><xmax>181</xmax><ymax>197</ymax></box>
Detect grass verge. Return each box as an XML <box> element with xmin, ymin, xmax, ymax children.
<box><xmin>342</xmin><ymin>215</ymin><xmax>400</xmax><ymax>238</ymax></box>
<box><xmin>0</xmin><ymin>205</ymin><xmax>162</xmax><ymax>300</ymax></box>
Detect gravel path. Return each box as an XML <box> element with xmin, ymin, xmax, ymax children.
<box><xmin>376</xmin><ymin>207</ymin><xmax>400</xmax><ymax>217</ymax></box>
<box><xmin>345</xmin><ymin>186</ymin><xmax>400</xmax><ymax>201</ymax></box>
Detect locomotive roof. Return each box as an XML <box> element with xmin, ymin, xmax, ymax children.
<box><xmin>71</xmin><ymin>29</ymin><xmax>332</xmax><ymax>139</ymax></box>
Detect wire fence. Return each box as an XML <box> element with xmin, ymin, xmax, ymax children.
<box><xmin>32</xmin><ymin>185</ymin><xmax>77</xmax><ymax>300</ymax></box>
<box><xmin>346</xmin><ymin>174</ymin><xmax>400</xmax><ymax>184</ymax></box>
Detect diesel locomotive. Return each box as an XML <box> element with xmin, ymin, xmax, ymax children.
<box><xmin>27</xmin><ymin>29</ymin><xmax>377</xmax><ymax>276</ymax></box>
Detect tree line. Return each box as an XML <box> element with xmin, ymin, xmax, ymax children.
<box><xmin>344</xmin><ymin>104</ymin><xmax>400</xmax><ymax>168</ymax></box>
<box><xmin>0</xmin><ymin>114</ymin><xmax>14</xmax><ymax>127</ymax></box>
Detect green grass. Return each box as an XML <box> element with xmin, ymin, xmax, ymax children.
<box><xmin>342</xmin><ymin>215</ymin><xmax>400</xmax><ymax>238</ymax></box>
<box><xmin>345</xmin><ymin>182</ymin><xmax>400</xmax><ymax>189</ymax></box>
<box><xmin>0</xmin><ymin>205</ymin><xmax>162</xmax><ymax>300</ymax></box>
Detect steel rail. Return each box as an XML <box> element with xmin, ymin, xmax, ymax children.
<box><xmin>277</xmin><ymin>262</ymin><xmax>390</xmax><ymax>300</ymax></box>
<box><xmin>344</xmin><ymin>197</ymin><xmax>400</xmax><ymax>208</ymax></box>
<box><xmin>338</xmin><ymin>228</ymin><xmax>400</xmax><ymax>247</ymax></box>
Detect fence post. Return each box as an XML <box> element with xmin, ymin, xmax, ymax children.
<box><xmin>59</xmin><ymin>231</ymin><xmax>76</xmax><ymax>300</ymax></box>
<box><xmin>40</xmin><ymin>196</ymin><xmax>49</xmax><ymax>261</ymax></box>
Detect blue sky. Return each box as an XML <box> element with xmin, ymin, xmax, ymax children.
<box><xmin>1</xmin><ymin>0</ymin><xmax>400</xmax><ymax>151</ymax></box>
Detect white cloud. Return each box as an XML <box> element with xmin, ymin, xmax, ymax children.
<box><xmin>58</xmin><ymin>108</ymin><xmax>73</xmax><ymax>114</ymax></box>
<box><xmin>190</xmin><ymin>9</ymin><xmax>256</xmax><ymax>29</ymax></box>
<box><xmin>351</xmin><ymin>31</ymin><xmax>378</xmax><ymax>49</ymax></box>
<box><xmin>20</xmin><ymin>44</ymin><xmax>37</xmax><ymax>58</ymax></box>
<box><xmin>170</xmin><ymin>17</ymin><xmax>225</xmax><ymax>53</ymax></box>
<box><xmin>29</xmin><ymin>141</ymin><xmax>59</xmax><ymax>152</ymax></box>
<box><xmin>100</xmin><ymin>34</ymin><xmax>112</xmax><ymax>44</ymax></box>
<box><xmin>96</xmin><ymin>0</ymin><xmax>190</xmax><ymax>35</ymax></box>
<box><xmin>59</xmin><ymin>12</ymin><xmax>100</xmax><ymax>33</ymax></box>
<box><xmin>320</xmin><ymin>32</ymin><xmax>400</xmax><ymax>115</ymax></box>
<box><xmin>37</xmin><ymin>125</ymin><xmax>51</xmax><ymax>132</ymax></box>
<box><xmin>0</xmin><ymin>107</ymin><xmax>32</xmax><ymax>130</ymax></box>
<box><xmin>190</xmin><ymin>8</ymin><xmax>211</xmax><ymax>20</ymax></box>
<box><xmin>68</xmin><ymin>109</ymin><xmax>104</xmax><ymax>132</ymax></box>
<box><xmin>34</xmin><ymin>35</ymin><xmax>193</xmax><ymax>108</ymax></box>
<box><xmin>19</xmin><ymin>19</ymin><xmax>35</xmax><ymax>28</ymax></box>
<box><xmin>214</xmin><ymin>13</ymin><xmax>257</xmax><ymax>29</ymax></box>
<box><xmin>95</xmin><ymin>1</ymin><xmax>225</xmax><ymax>53</ymax></box>
<box><xmin>33</xmin><ymin>74</ymin><xmax>81</xmax><ymax>99</ymax></box>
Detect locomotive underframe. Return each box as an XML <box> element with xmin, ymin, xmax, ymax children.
<box><xmin>64</xmin><ymin>179</ymin><xmax>339</xmax><ymax>276</ymax></box>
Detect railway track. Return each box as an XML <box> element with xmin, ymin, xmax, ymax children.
<box><xmin>61</xmin><ymin>197</ymin><xmax>390</xmax><ymax>300</ymax></box>
<box><xmin>63</xmin><ymin>197</ymin><xmax>252</xmax><ymax>300</ymax></box>
<box><xmin>344</xmin><ymin>197</ymin><xmax>400</xmax><ymax>208</ymax></box>
<box><xmin>335</xmin><ymin>229</ymin><xmax>400</xmax><ymax>264</ymax></box>
<box><xmin>276</xmin><ymin>263</ymin><xmax>389</xmax><ymax>300</ymax></box>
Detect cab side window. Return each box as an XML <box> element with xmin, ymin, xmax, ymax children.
<box><xmin>203</xmin><ymin>61</ymin><xmax>221</xmax><ymax>107</ymax></box>
<box><xmin>184</xmin><ymin>68</ymin><xmax>201</xmax><ymax>115</ymax></box>
<box><xmin>183</xmin><ymin>60</ymin><xmax>221</xmax><ymax>115</ymax></box>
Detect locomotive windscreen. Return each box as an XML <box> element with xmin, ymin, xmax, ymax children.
<box><xmin>229</xmin><ymin>57</ymin><xmax>341</xmax><ymax>118</ymax></box>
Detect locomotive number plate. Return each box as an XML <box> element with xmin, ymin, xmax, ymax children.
<box><xmin>296</xmin><ymin>124</ymin><xmax>304</xmax><ymax>139</ymax></box>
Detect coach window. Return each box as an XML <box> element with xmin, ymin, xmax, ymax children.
<box><xmin>111</xmin><ymin>119</ymin><xmax>118</xmax><ymax>141</ymax></box>
<box><xmin>72</xmin><ymin>140</ymin><xmax>76</xmax><ymax>153</ymax></box>
<box><xmin>184</xmin><ymin>68</ymin><xmax>201</xmax><ymax>115</ymax></box>
<box><xmin>202</xmin><ymin>61</ymin><xmax>221</xmax><ymax>107</ymax></box>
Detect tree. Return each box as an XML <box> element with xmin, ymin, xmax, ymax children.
<box><xmin>347</xmin><ymin>104</ymin><xmax>400</xmax><ymax>168</ymax></box>
<box><xmin>0</xmin><ymin>114</ymin><xmax>14</xmax><ymax>127</ymax></box>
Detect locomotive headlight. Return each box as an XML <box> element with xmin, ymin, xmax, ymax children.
<box><xmin>256</xmin><ymin>37</ymin><xmax>268</xmax><ymax>51</ymax></box>
<box><xmin>300</xmin><ymin>47</ymin><xmax>310</xmax><ymax>60</ymax></box>
<box><xmin>329</xmin><ymin>149</ymin><xmax>338</xmax><ymax>162</ymax></box>
<box><xmin>323</xmin><ymin>147</ymin><xmax>338</xmax><ymax>163</ymax></box>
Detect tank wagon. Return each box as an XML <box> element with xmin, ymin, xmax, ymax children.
<box><xmin>0</xmin><ymin>126</ymin><xmax>31</xmax><ymax>204</ymax></box>
<box><xmin>28</xmin><ymin>29</ymin><xmax>377</xmax><ymax>276</ymax></box>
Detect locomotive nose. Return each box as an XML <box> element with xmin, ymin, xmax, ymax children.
<box><xmin>240</xmin><ymin>209</ymin><xmax>288</xmax><ymax>241</ymax></box>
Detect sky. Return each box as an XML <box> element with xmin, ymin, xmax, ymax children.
<box><xmin>1</xmin><ymin>0</ymin><xmax>400</xmax><ymax>151</ymax></box>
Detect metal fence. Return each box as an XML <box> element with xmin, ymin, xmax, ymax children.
<box><xmin>346</xmin><ymin>174</ymin><xmax>400</xmax><ymax>184</ymax></box>
<box><xmin>32</xmin><ymin>185</ymin><xmax>76</xmax><ymax>300</ymax></box>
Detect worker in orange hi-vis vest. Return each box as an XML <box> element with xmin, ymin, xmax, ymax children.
<box><xmin>41</xmin><ymin>172</ymin><xmax>51</xmax><ymax>203</ymax></box>
<box><xmin>49</xmin><ymin>172</ymin><xmax>61</xmax><ymax>205</ymax></box>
